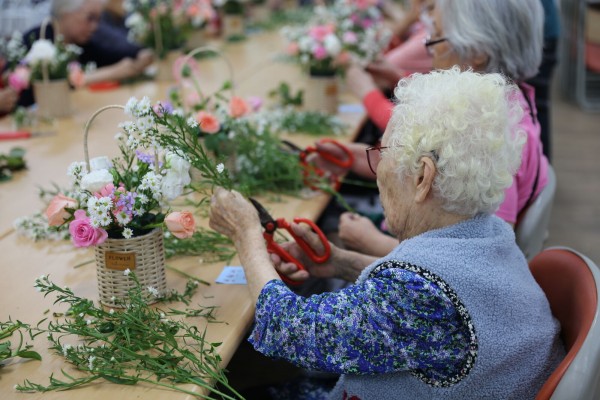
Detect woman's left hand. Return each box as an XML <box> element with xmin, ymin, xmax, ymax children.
<box><xmin>209</xmin><ymin>187</ymin><xmax>261</xmax><ymax>243</ymax></box>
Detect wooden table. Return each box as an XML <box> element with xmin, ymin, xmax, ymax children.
<box><xmin>0</xmin><ymin>30</ymin><xmax>365</xmax><ymax>398</ymax></box>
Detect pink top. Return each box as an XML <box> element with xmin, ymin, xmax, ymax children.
<box><xmin>495</xmin><ymin>83</ymin><xmax>549</xmax><ymax>224</ymax></box>
<box><xmin>362</xmin><ymin>83</ymin><xmax>548</xmax><ymax>225</ymax></box>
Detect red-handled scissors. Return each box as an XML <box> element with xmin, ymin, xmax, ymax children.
<box><xmin>249</xmin><ymin>198</ymin><xmax>331</xmax><ymax>286</ymax></box>
<box><xmin>281</xmin><ymin>138</ymin><xmax>354</xmax><ymax>191</ymax></box>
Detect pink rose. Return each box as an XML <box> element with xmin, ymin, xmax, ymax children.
<box><xmin>229</xmin><ymin>96</ymin><xmax>249</xmax><ymax>118</ymax></box>
<box><xmin>8</xmin><ymin>66</ymin><xmax>30</xmax><ymax>92</ymax></box>
<box><xmin>196</xmin><ymin>111</ymin><xmax>220</xmax><ymax>134</ymax></box>
<box><xmin>69</xmin><ymin>210</ymin><xmax>108</xmax><ymax>247</ymax></box>
<box><xmin>45</xmin><ymin>194</ymin><xmax>78</xmax><ymax>227</ymax></box>
<box><xmin>165</xmin><ymin>211</ymin><xmax>196</xmax><ymax>239</ymax></box>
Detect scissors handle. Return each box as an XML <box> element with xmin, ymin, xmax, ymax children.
<box><xmin>311</xmin><ymin>138</ymin><xmax>354</xmax><ymax>169</ymax></box>
<box><xmin>264</xmin><ymin>234</ymin><xmax>306</xmax><ymax>286</ymax></box>
<box><xmin>283</xmin><ymin>218</ymin><xmax>331</xmax><ymax>264</ymax></box>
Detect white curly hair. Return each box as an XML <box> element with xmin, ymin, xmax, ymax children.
<box><xmin>384</xmin><ymin>67</ymin><xmax>526</xmax><ymax>216</ymax></box>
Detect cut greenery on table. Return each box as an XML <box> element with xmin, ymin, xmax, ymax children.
<box><xmin>13</xmin><ymin>273</ymin><xmax>243</xmax><ymax>399</ymax></box>
<box><xmin>0</xmin><ymin>147</ymin><xmax>26</xmax><ymax>182</ymax></box>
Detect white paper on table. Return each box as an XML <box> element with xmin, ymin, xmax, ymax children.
<box><xmin>215</xmin><ymin>266</ymin><xmax>247</xmax><ymax>284</ymax></box>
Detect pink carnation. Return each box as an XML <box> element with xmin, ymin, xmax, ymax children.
<box><xmin>313</xmin><ymin>46</ymin><xmax>328</xmax><ymax>60</ymax></box>
<box><xmin>69</xmin><ymin>210</ymin><xmax>108</xmax><ymax>247</ymax></box>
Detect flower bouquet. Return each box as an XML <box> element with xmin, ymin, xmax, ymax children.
<box><xmin>280</xmin><ymin>0</ymin><xmax>390</xmax><ymax>113</ymax></box>
<box><xmin>43</xmin><ymin>101</ymin><xmax>207</xmax><ymax>307</ymax></box>
<box><xmin>21</xmin><ymin>36</ymin><xmax>83</xmax><ymax>118</ymax></box>
<box><xmin>125</xmin><ymin>0</ymin><xmax>204</xmax><ymax>79</ymax></box>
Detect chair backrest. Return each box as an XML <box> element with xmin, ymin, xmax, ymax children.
<box><xmin>516</xmin><ymin>165</ymin><xmax>557</xmax><ymax>261</ymax></box>
<box><xmin>530</xmin><ymin>247</ymin><xmax>600</xmax><ymax>400</ymax></box>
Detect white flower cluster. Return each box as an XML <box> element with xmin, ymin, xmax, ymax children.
<box><xmin>138</xmin><ymin>171</ymin><xmax>163</xmax><ymax>200</ymax></box>
<box><xmin>87</xmin><ymin>196</ymin><xmax>114</xmax><ymax>227</ymax></box>
<box><xmin>0</xmin><ymin>32</ymin><xmax>27</xmax><ymax>65</ymax></box>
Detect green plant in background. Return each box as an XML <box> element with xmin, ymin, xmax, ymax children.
<box><xmin>0</xmin><ymin>147</ymin><xmax>26</xmax><ymax>182</ymax></box>
<box><xmin>268</xmin><ymin>82</ymin><xmax>304</xmax><ymax>108</ymax></box>
<box><xmin>15</xmin><ymin>274</ymin><xmax>243</xmax><ymax>399</ymax></box>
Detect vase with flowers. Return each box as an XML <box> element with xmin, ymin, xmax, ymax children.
<box><xmin>21</xmin><ymin>36</ymin><xmax>83</xmax><ymax>118</ymax></box>
<box><xmin>43</xmin><ymin>101</ymin><xmax>205</xmax><ymax>307</ymax></box>
<box><xmin>281</xmin><ymin>0</ymin><xmax>390</xmax><ymax>114</ymax></box>
<box><xmin>125</xmin><ymin>0</ymin><xmax>201</xmax><ymax>80</ymax></box>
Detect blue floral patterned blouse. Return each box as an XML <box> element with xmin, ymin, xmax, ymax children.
<box><xmin>249</xmin><ymin>266</ymin><xmax>472</xmax><ymax>382</ymax></box>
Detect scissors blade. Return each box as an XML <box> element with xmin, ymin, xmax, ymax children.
<box><xmin>280</xmin><ymin>140</ymin><xmax>303</xmax><ymax>155</ymax></box>
<box><xmin>249</xmin><ymin>198</ymin><xmax>277</xmax><ymax>229</ymax></box>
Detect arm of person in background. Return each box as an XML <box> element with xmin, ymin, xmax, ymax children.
<box><xmin>346</xmin><ymin>64</ymin><xmax>395</xmax><ymax>132</ymax></box>
<box><xmin>338</xmin><ymin>212</ymin><xmax>398</xmax><ymax>257</ymax></box>
<box><xmin>0</xmin><ymin>87</ymin><xmax>18</xmax><ymax>115</ymax></box>
<box><xmin>83</xmin><ymin>49</ymin><xmax>153</xmax><ymax>85</ymax></box>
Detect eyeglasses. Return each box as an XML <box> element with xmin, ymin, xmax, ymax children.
<box><xmin>365</xmin><ymin>144</ymin><xmax>388</xmax><ymax>175</ymax></box>
<box><xmin>424</xmin><ymin>36</ymin><xmax>448</xmax><ymax>55</ymax></box>
<box><xmin>365</xmin><ymin>145</ymin><xmax>440</xmax><ymax>176</ymax></box>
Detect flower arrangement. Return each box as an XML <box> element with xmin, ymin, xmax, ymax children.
<box><xmin>40</xmin><ymin>97</ymin><xmax>231</xmax><ymax>246</ymax></box>
<box><xmin>124</xmin><ymin>0</ymin><xmax>214</xmax><ymax>58</ymax></box>
<box><xmin>22</xmin><ymin>37</ymin><xmax>83</xmax><ymax>83</ymax></box>
<box><xmin>281</xmin><ymin>0</ymin><xmax>390</xmax><ymax>74</ymax></box>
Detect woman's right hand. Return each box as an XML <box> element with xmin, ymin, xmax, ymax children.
<box><xmin>270</xmin><ymin>222</ymin><xmax>339</xmax><ymax>283</ymax></box>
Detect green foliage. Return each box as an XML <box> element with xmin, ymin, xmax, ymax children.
<box><xmin>0</xmin><ymin>319</ymin><xmax>41</xmax><ymax>367</ymax></box>
<box><xmin>164</xmin><ymin>228</ymin><xmax>236</xmax><ymax>262</ymax></box>
<box><xmin>15</xmin><ymin>275</ymin><xmax>243</xmax><ymax>399</ymax></box>
<box><xmin>0</xmin><ymin>147</ymin><xmax>26</xmax><ymax>182</ymax></box>
<box><xmin>268</xmin><ymin>82</ymin><xmax>303</xmax><ymax>108</ymax></box>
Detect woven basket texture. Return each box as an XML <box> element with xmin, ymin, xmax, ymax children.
<box><xmin>95</xmin><ymin>228</ymin><xmax>167</xmax><ymax>308</ymax></box>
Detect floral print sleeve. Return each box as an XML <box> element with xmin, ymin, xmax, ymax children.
<box><xmin>249</xmin><ymin>262</ymin><xmax>474</xmax><ymax>383</ymax></box>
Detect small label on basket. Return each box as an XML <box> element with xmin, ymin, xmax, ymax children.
<box><xmin>105</xmin><ymin>251</ymin><xmax>136</xmax><ymax>271</ymax></box>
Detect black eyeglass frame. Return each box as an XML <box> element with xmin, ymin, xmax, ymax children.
<box><xmin>423</xmin><ymin>36</ymin><xmax>448</xmax><ymax>55</ymax></box>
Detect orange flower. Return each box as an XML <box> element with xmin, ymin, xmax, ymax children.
<box><xmin>229</xmin><ymin>96</ymin><xmax>249</xmax><ymax>118</ymax></box>
<box><xmin>165</xmin><ymin>211</ymin><xmax>196</xmax><ymax>239</ymax></box>
<box><xmin>196</xmin><ymin>111</ymin><xmax>220</xmax><ymax>133</ymax></box>
<box><xmin>45</xmin><ymin>194</ymin><xmax>78</xmax><ymax>226</ymax></box>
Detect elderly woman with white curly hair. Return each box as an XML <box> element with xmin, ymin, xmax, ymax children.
<box><xmin>209</xmin><ymin>69</ymin><xmax>564</xmax><ymax>399</ymax></box>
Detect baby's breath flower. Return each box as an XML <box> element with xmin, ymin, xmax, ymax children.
<box><xmin>216</xmin><ymin>163</ymin><xmax>225</xmax><ymax>174</ymax></box>
<box><xmin>109</xmin><ymin>309</ymin><xmax>115</xmax><ymax>315</ymax></box>
<box><xmin>124</xmin><ymin>269</ymin><xmax>131</xmax><ymax>276</ymax></box>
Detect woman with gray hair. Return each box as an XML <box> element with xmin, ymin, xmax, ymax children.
<box><xmin>21</xmin><ymin>0</ymin><xmax>152</xmax><ymax>94</ymax></box>
<box><xmin>209</xmin><ymin>68</ymin><xmax>564</xmax><ymax>399</ymax></box>
<box><xmin>333</xmin><ymin>0</ymin><xmax>550</xmax><ymax>255</ymax></box>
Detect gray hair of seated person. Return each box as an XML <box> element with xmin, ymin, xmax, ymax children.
<box><xmin>51</xmin><ymin>0</ymin><xmax>106</xmax><ymax>18</ymax></box>
<box><xmin>436</xmin><ymin>0</ymin><xmax>544</xmax><ymax>81</ymax></box>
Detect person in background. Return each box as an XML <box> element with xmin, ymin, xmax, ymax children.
<box><xmin>19</xmin><ymin>0</ymin><xmax>153</xmax><ymax>106</ymax></box>
<box><xmin>527</xmin><ymin>0</ymin><xmax>561</xmax><ymax>162</ymax></box>
<box><xmin>209</xmin><ymin>68</ymin><xmax>564</xmax><ymax>399</ymax></box>
<box><xmin>326</xmin><ymin>0</ymin><xmax>549</xmax><ymax>255</ymax></box>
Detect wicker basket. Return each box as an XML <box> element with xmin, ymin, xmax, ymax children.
<box><xmin>83</xmin><ymin>105</ymin><xmax>166</xmax><ymax>308</ymax></box>
<box><xmin>95</xmin><ymin>228</ymin><xmax>167</xmax><ymax>308</ymax></box>
<box><xmin>33</xmin><ymin>79</ymin><xmax>72</xmax><ymax>118</ymax></box>
<box><xmin>303</xmin><ymin>70</ymin><xmax>339</xmax><ymax>115</ymax></box>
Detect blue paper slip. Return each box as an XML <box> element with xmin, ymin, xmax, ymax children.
<box><xmin>215</xmin><ymin>266</ymin><xmax>247</xmax><ymax>285</ymax></box>
<box><xmin>338</xmin><ymin>103</ymin><xmax>365</xmax><ymax>114</ymax></box>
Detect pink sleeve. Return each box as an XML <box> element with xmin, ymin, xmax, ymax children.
<box><xmin>496</xmin><ymin>183</ymin><xmax>519</xmax><ymax>224</ymax></box>
<box><xmin>363</xmin><ymin>89</ymin><xmax>394</xmax><ymax>132</ymax></box>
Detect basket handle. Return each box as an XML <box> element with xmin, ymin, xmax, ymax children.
<box><xmin>39</xmin><ymin>17</ymin><xmax>52</xmax><ymax>83</ymax></box>
<box><xmin>178</xmin><ymin>45</ymin><xmax>236</xmax><ymax>105</ymax></box>
<box><xmin>83</xmin><ymin>104</ymin><xmax>159</xmax><ymax>174</ymax></box>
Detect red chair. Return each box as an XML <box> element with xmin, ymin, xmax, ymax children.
<box><xmin>530</xmin><ymin>247</ymin><xmax>600</xmax><ymax>400</ymax></box>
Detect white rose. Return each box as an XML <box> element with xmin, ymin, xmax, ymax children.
<box><xmin>81</xmin><ymin>169</ymin><xmax>114</xmax><ymax>193</ymax></box>
<box><xmin>89</xmin><ymin>156</ymin><xmax>112</xmax><ymax>171</ymax></box>
<box><xmin>323</xmin><ymin>34</ymin><xmax>341</xmax><ymax>56</ymax></box>
<box><xmin>166</xmin><ymin>153</ymin><xmax>191</xmax><ymax>176</ymax></box>
<box><xmin>161</xmin><ymin>172</ymin><xmax>186</xmax><ymax>200</ymax></box>
<box><xmin>24</xmin><ymin>39</ymin><xmax>57</xmax><ymax>64</ymax></box>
